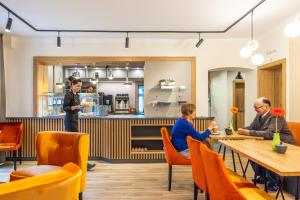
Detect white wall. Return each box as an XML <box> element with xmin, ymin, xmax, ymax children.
<box><xmin>3</xmin><ymin>35</ymin><xmax>255</xmax><ymax>117</ymax></box>
<box><xmin>210</xmin><ymin>70</ymin><xmax>257</xmax><ymax>130</ymax></box>
<box><xmin>144</xmin><ymin>61</ymin><xmax>191</xmax><ymax>117</ymax></box>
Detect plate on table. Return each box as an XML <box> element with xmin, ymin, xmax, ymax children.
<box><xmin>211</xmin><ymin>131</ymin><xmax>221</xmax><ymax>135</ymax></box>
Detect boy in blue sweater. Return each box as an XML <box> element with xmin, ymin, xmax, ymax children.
<box><xmin>171</xmin><ymin>103</ymin><xmax>216</xmax><ymax>157</ymax></box>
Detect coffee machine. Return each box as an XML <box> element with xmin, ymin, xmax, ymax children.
<box><xmin>103</xmin><ymin>95</ymin><xmax>113</xmax><ymax>113</ymax></box>
<box><xmin>115</xmin><ymin>94</ymin><xmax>129</xmax><ymax>114</ymax></box>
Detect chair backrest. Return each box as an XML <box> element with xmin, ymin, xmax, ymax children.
<box><xmin>0</xmin><ymin>122</ymin><xmax>23</xmax><ymax>148</ymax></box>
<box><xmin>0</xmin><ymin>162</ymin><xmax>81</xmax><ymax>200</ymax></box>
<box><xmin>187</xmin><ymin>136</ymin><xmax>207</xmax><ymax>192</ymax></box>
<box><xmin>199</xmin><ymin>144</ymin><xmax>246</xmax><ymax>200</ymax></box>
<box><xmin>287</xmin><ymin>122</ymin><xmax>300</xmax><ymax>146</ymax></box>
<box><xmin>36</xmin><ymin>131</ymin><xmax>89</xmax><ymax>192</ymax></box>
<box><xmin>160</xmin><ymin>127</ymin><xmax>190</xmax><ymax>165</ymax></box>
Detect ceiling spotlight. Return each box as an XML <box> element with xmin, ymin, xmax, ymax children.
<box><xmin>57</xmin><ymin>32</ymin><xmax>61</xmax><ymax>48</ymax></box>
<box><xmin>251</xmin><ymin>54</ymin><xmax>264</xmax><ymax>66</ymax></box>
<box><xmin>195</xmin><ymin>33</ymin><xmax>204</xmax><ymax>48</ymax></box>
<box><xmin>125</xmin><ymin>32</ymin><xmax>129</xmax><ymax>48</ymax></box>
<box><xmin>5</xmin><ymin>13</ymin><xmax>13</xmax><ymax>33</ymax></box>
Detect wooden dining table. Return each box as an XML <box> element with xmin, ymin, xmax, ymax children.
<box><xmin>209</xmin><ymin>131</ymin><xmax>264</xmax><ymax>173</ymax></box>
<box><xmin>219</xmin><ymin>139</ymin><xmax>300</xmax><ymax>200</ymax></box>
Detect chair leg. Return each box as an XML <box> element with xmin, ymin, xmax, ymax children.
<box><xmin>168</xmin><ymin>165</ymin><xmax>172</xmax><ymax>191</ymax></box>
<box><xmin>79</xmin><ymin>192</ymin><xmax>83</xmax><ymax>200</ymax></box>
<box><xmin>222</xmin><ymin>146</ymin><xmax>226</xmax><ymax>161</ymax></box>
<box><xmin>205</xmin><ymin>193</ymin><xmax>210</xmax><ymax>200</ymax></box>
<box><xmin>13</xmin><ymin>150</ymin><xmax>17</xmax><ymax>171</ymax></box>
<box><xmin>194</xmin><ymin>182</ymin><xmax>198</xmax><ymax>200</ymax></box>
<box><xmin>18</xmin><ymin>147</ymin><xmax>22</xmax><ymax>165</ymax></box>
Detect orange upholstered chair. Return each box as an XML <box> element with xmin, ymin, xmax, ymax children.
<box><xmin>10</xmin><ymin>131</ymin><xmax>89</xmax><ymax>200</ymax></box>
<box><xmin>161</xmin><ymin>127</ymin><xmax>190</xmax><ymax>191</ymax></box>
<box><xmin>0</xmin><ymin>122</ymin><xmax>23</xmax><ymax>170</ymax></box>
<box><xmin>187</xmin><ymin>136</ymin><xmax>208</xmax><ymax>200</ymax></box>
<box><xmin>287</xmin><ymin>122</ymin><xmax>300</xmax><ymax>146</ymax></box>
<box><xmin>200</xmin><ymin>144</ymin><xmax>274</xmax><ymax>200</ymax></box>
<box><xmin>0</xmin><ymin>162</ymin><xmax>81</xmax><ymax>200</ymax></box>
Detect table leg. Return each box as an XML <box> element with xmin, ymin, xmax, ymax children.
<box><xmin>223</xmin><ymin>146</ymin><xmax>226</xmax><ymax>161</ymax></box>
<box><xmin>231</xmin><ymin>150</ymin><xmax>236</xmax><ymax>172</ymax></box>
<box><xmin>237</xmin><ymin>153</ymin><xmax>246</xmax><ymax>178</ymax></box>
<box><xmin>276</xmin><ymin>177</ymin><xmax>285</xmax><ymax>200</ymax></box>
<box><xmin>218</xmin><ymin>144</ymin><xmax>222</xmax><ymax>153</ymax></box>
<box><xmin>263</xmin><ymin>169</ymin><xmax>268</xmax><ymax>193</ymax></box>
<box><xmin>296</xmin><ymin>176</ymin><xmax>299</xmax><ymax>200</ymax></box>
<box><xmin>254</xmin><ymin>164</ymin><xmax>258</xmax><ymax>186</ymax></box>
<box><xmin>243</xmin><ymin>160</ymin><xmax>249</xmax><ymax>178</ymax></box>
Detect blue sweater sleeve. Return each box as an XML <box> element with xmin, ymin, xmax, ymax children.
<box><xmin>185</xmin><ymin>123</ymin><xmax>211</xmax><ymax>141</ymax></box>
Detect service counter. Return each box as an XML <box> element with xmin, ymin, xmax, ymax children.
<box><xmin>6</xmin><ymin>116</ymin><xmax>213</xmax><ymax>162</ymax></box>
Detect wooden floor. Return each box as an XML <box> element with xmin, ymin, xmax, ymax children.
<box><xmin>0</xmin><ymin>154</ymin><xmax>295</xmax><ymax>200</ymax></box>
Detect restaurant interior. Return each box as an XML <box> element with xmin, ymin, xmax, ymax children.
<box><xmin>0</xmin><ymin>0</ymin><xmax>300</xmax><ymax>200</ymax></box>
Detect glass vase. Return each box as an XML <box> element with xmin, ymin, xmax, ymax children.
<box><xmin>272</xmin><ymin>132</ymin><xmax>281</xmax><ymax>151</ymax></box>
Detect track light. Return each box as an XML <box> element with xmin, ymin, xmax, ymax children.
<box><xmin>57</xmin><ymin>32</ymin><xmax>61</xmax><ymax>48</ymax></box>
<box><xmin>5</xmin><ymin>12</ymin><xmax>13</xmax><ymax>32</ymax></box>
<box><xmin>195</xmin><ymin>33</ymin><xmax>204</xmax><ymax>48</ymax></box>
<box><xmin>125</xmin><ymin>32</ymin><xmax>129</xmax><ymax>48</ymax></box>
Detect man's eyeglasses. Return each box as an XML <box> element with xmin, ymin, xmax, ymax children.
<box><xmin>254</xmin><ymin>105</ymin><xmax>264</xmax><ymax>110</ymax></box>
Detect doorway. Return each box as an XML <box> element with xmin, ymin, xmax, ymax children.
<box><xmin>257</xmin><ymin>59</ymin><xmax>286</xmax><ymax>109</ymax></box>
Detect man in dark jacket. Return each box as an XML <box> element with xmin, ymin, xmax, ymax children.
<box><xmin>238</xmin><ymin>97</ymin><xmax>295</xmax><ymax>191</ymax></box>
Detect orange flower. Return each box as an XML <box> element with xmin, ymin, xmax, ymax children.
<box><xmin>230</xmin><ymin>106</ymin><xmax>238</xmax><ymax>114</ymax></box>
<box><xmin>270</xmin><ymin>107</ymin><xmax>285</xmax><ymax>117</ymax></box>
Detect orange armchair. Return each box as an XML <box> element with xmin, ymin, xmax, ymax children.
<box><xmin>0</xmin><ymin>162</ymin><xmax>81</xmax><ymax>200</ymax></box>
<box><xmin>10</xmin><ymin>131</ymin><xmax>89</xmax><ymax>200</ymax></box>
<box><xmin>199</xmin><ymin>144</ymin><xmax>274</xmax><ymax>200</ymax></box>
<box><xmin>161</xmin><ymin>127</ymin><xmax>190</xmax><ymax>191</ymax></box>
<box><xmin>0</xmin><ymin>122</ymin><xmax>23</xmax><ymax>170</ymax></box>
<box><xmin>287</xmin><ymin>122</ymin><xmax>300</xmax><ymax>146</ymax></box>
<box><xmin>187</xmin><ymin>136</ymin><xmax>208</xmax><ymax>200</ymax></box>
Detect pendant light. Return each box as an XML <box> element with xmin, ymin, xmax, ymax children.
<box><xmin>123</xmin><ymin>66</ymin><xmax>132</xmax><ymax>88</ymax></box>
<box><xmin>247</xmin><ymin>11</ymin><xmax>259</xmax><ymax>51</ymax></box>
<box><xmin>5</xmin><ymin>12</ymin><xmax>13</xmax><ymax>33</ymax></box>
<box><xmin>251</xmin><ymin>54</ymin><xmax>264</xmax><ymax>65</ymax></box>
<box><xmin>106</xmin><ymin>66</ymin><xmax>114</xmax><ymax>80</ymax></box>
<box><xmin>284</xmin><ymin>14</ymin><xmax>300</xmax><ymax>38</ymax></box>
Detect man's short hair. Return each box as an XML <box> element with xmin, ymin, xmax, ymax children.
<box><xmin>262</xmin><ymin>98</ymin><xmax>271</xmax><ymax>107</ymax></box>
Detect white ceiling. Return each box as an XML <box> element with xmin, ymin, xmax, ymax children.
<box><xmin>0</xmin><ymin>0</ymin><xmax>300</xmax><ymax>39</ymax></box>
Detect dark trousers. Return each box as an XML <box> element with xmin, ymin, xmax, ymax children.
<box><xmin>64</xmin><ymin>116</ymin><xmax>78</xmax><ymax>132</ymax></box>
<box><xmin>251</xmin><ymin>161</ymin><xmax>279</xmax><ymax>186</ymax></box>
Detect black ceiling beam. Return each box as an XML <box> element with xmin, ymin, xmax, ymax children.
<box><xmin>0</xmin><ymin>0</ymin><xmax>266</xmax><ymax>34</ymax></box>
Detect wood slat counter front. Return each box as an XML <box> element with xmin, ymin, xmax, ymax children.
<box><xmin>5</xmin><ymin>116</ymin><xmax>213</xmax><ymax>162</ymax></box>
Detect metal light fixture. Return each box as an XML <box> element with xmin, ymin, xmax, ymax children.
<box><xmin>125</xmin><ymin>32</ymin><xmax>129</xmax><ymax>48</ymax></box>
<box><xmin>5</xmin><ymin>12</ymin><xmax>13</xmax><ymax>33</ymax></box>
<box><xmin>124</xmin><ymin>67</ymin><xmax>132</xmax><ymax>88</ymax></box>
<box><xmin>106</xmin><ymin>66</ymin><xmax>114</xmax><ymax>80</ymax></box>
<box><xmin>246</xmin><ymin>11</ymin><xmax>259</xmax><ymax>51</ymax></box>
<box><xmin>235</xmin><ymin>71</ymin><xmax>243</xmax><ymax>80</ymax></box>
<box><xmin>57</xmin><ymin>32</ymin><xmax>61</xmax><ymax>48</ymax></box>
<box><xmin>195</xmin><ymin>33</ymin><xmax>204</xmax><ymax>48</ymax></box>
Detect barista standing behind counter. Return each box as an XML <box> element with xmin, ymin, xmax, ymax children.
<box><xmin>63</xmin><ymin>76</ymin><xmax>96</xmax><ymax>171</ymax></box>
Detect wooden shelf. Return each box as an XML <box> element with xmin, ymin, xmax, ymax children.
<box><xmin>131</xmin><ymin>136</ymin><xmax>162</xmax><ymax>140</ymax></box>
<box><xmin>131</xmin><ymin>151</ymin><xmax>164</xmax><ymax>154</ymax></box>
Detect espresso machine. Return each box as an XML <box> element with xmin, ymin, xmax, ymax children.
<box><xmin>115</xmin><ymin>94</ymin><xmax>129</xmax><ymax>114</ymax></box>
